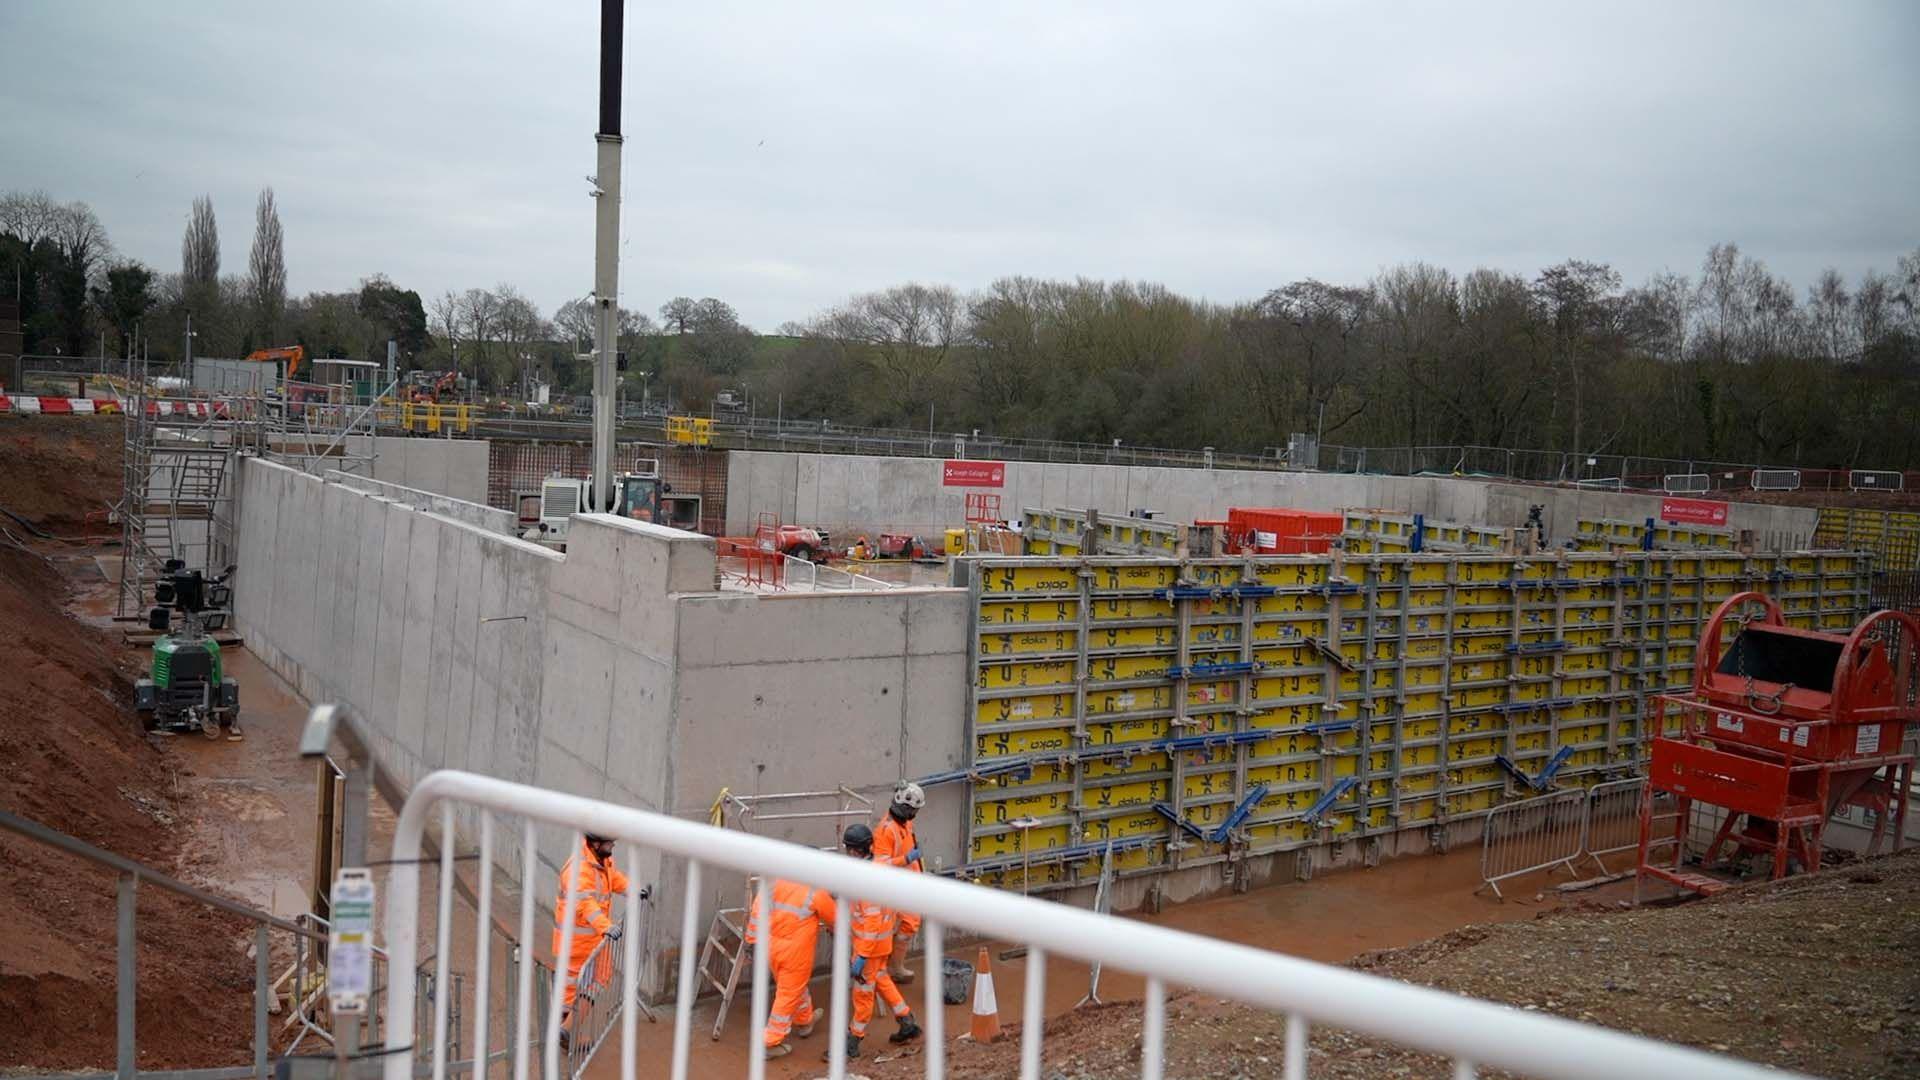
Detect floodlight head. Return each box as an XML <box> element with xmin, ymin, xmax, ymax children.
<box><xmin>301</xmin><ymin>704</ymin><xmax>341</xmax><ymax>758</ymax></box>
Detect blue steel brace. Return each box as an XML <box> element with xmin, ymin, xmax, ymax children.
<box><xmin>1152</xmin><ymin>802</ymin><xmax>1210</xmax><ymax>840</ymax></box>
<box><xmin>1302</xmin><ymin>776</ymin><xmax>1359</xmax><ymax>825</ymax></box>
<box><xmin>1494</xmin><ymin>745</ymin><xmax>1575</xmax><ymax>791</ymax></box>
<box><xmin>1209</xmin><ymin>783</ymin><xmax>1270</xmax><ymax>843</ymax></box>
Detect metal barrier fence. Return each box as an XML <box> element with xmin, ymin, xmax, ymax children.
<box><xmin>1850</xmin><ymin>469</ymin><xmax>1904</xmax><ymax>492</ymax></box>
<box><xmin>557</xmin><ymin>913</ymin><xmax>655</xmax><ymax>1078</ymax></box>
<box><xmin>1476</xmin><ymin>788</ymin><xmax>1588</xmax><ymax>899</ymax></box>
<box><xmin>1582</xmin><ymin>778</ymin><xmax>1655</xmax><ymax>874</ymax></box>
<box><xmin>384</xmin><ymin>768</ymin><xmax>1791</xmax><ymax>1080</ymax></box>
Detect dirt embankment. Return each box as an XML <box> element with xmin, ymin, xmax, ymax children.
<box><xmin>0</xmin><ymin>420</ymin><xmax>266</xmax><ymax>1069</ymax></box>
<box><xmin>0</xmin><ymin>415</ymin><xmax>122</xmax><ymax>534</ymax></box>
<box><xmin>867</xmin><ymin>852</ymin><xmax>1920</xmax><ymax>1080</ymax></box>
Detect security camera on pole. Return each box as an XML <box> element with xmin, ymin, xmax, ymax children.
<box><xmin>589</xmin><ymin>0</ymin><xmax>624</xmax><ymax>513</ymax></box>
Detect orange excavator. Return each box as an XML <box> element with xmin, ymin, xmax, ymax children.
<box><xmin>405</xmin><ymin>370</ymin><xmax>459</xmax><ymax>403</ymax></box>
<box><xmin>245</xmin><ymin>345</ymin><xmax>306</xmax><ymax>381</ymax></box>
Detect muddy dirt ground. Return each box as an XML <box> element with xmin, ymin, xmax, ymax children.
<box><xmin>859</xmin><ymin>852</ymin><xmax>1920</xmax><ymax>1080</ymax></box>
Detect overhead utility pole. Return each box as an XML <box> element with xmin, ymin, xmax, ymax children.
<box><xmin>590</xmin><ymin>0</ymin><xmax>624</xmax><ymax>512</ymax></box>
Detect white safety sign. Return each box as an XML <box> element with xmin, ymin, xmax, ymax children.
<box><xmin>328</xmin><ymin>868</ymin><xmax>377</xmax><ymax>1014</ymax></box>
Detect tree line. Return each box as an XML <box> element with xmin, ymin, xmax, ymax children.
<box><xmin>4</xmin><ymin>186</ymin><xmax>1916</xmax><ymax>466</ymax></box>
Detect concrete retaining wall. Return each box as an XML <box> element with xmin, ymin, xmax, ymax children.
<box><xmin>324</xmin><ymin>470</ymin><xmax>515</xmax><ymax>534</ymax></box>
<box><xmin>231</xmin><ymin>457</ymin><xmax>968</xmax><ymax>990</ymax></box>
<box><xmin>349</xmin><ymin>436</ymin><xmax>491</xmax><ymax>505</ymax></box>
<box><xmin>724</xmin><ymin>450</ymin><xmax>1821</xmax><ymax>547</ymax></box>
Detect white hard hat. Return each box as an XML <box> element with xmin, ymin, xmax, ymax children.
<box><xmin>893</xmin><ymin>781</ymin><xmax>926</xmax><ymax>809</ymax></box>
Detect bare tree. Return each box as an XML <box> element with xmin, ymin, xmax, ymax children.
<box><xmin>659</xmin><ymin>296</ymin><xmax>697</xmax><ymax>334</ymax></box>
<box><xmin>1806</xmin><ymin>269</ymin><xmax>1854</xmax><ymax>362</ymax></box>
<box><xmin>461</xmin><ymin>287</ymin><xmax>503</xmax><ymax>387</ymax></box>
<box><xmin>1533</xmin><ymin>259</ymin><xmax>1621</xmax><ymax>454</ymax></box>
<box><xmin>553</xmin><ymin>297</ymin><xmax>595</xmax><ymax>349</ymax></box>
<box><xmin>493</xmin><ymin>284</ymin><xmax>548</xmax><ymax>397</ymax></box>
<box><xmin>690</xmin><ymin>297</ymin><xmax>742</xmax><ymax>334</ymax></box>
<box><xmin>0</xmin><ymin>189</ymin><xmax>63</xmax><ymax>246</ymax></box>
<box><xmin>819</xmin><ymin>283</ymin><xmax>962</xmax><ymax>416</ymax></box>
<box><xmin>248</xmin><ymin>188</ymin><xmax>286</xmax><ymax>342</ymax></box>
<box><xmin>46</xmin><ymin>200</ymin><xmax>111</xmax><ymax>281</ymax></box>
<box><xmin>181</xmin><ymin>195</ymin><xmax>220</xmax><ymax>286</ymax></box>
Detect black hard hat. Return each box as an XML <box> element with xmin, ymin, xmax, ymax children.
<box><xmin>584</xmin><ymin>832</ymin><xmax>612</xmax><ymax>845</ymax></box>
<box><xmin>842</xmin><ymin>823</ymin><xmax>874</xmax><ymax>852</ymax></box>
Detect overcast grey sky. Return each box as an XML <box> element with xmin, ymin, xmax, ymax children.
<box><xmin>3</xmin><ymin>1</ymin><xmax>1915</xmax><ymax>329</ymax></box>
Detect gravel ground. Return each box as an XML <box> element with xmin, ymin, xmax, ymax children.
<box><xmin>857</xmin><ymin>849</ymin><xmax>1920</xmax><ymax>1079</ymax></box>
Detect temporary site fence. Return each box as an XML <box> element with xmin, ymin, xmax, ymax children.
<box><xmin>1476</xmin><ymin>778</ymin><xmax>1668</xmax><ymax>897</ymax></box>
<box><xmin>1583</xmin><ymin>776</ymin><xmax>1660</xmax><ymax>873</ymax></box>
<box><xmin>384</xmin><ymin>768</ymin><xmax>1799</xmax><ymax>1080</ymax></box>
<box><xmin>1476</xmin><ymin>787</ymin><xmax>1587</xmax><ymax>899</ymax></box>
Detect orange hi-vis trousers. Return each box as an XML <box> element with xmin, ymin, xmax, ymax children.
<box><xmin>850</xmin><ymin>960</ymin><xmax>910</xmax><ymax>1038</ymax></box>
<box><xmin>747</xmin><ymin>880</ymin><xmax>838</xmax><ymax>1048</ymax></box>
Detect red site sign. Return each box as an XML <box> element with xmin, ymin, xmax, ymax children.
<box><xmin>943</xmin><ymin>460</ymin><xmax>1006</xmax><ymax>487</ymax></box>
<box><xmin>1660</xmin><ymin>496</ymin><xmax>1729</xmax><ymax>526</ymax></box>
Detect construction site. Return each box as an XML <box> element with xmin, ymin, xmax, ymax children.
<box><xmin>6</xmin><ymin>3</ymin><xmax>1920</xmax><ymax>1079</ymax></box>
<box><xmin>2</xmin><ymin>358</ymin><xmax>1918</xmax><ymax>1078</ymax></box>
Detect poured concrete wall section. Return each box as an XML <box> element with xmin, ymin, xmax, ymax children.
<box><xmin>725</xmin><ymin>450</ymin><xmax>1821</xmax><ymax>545</ymax></box>
<box><xmin>662</xmin><ymin>587</ymin><xmax>971</xmax><ymax>937</ymax></box>
<box><xmin>332</xmin><ymin>436</ymin><xmax>491</xmax><ymax>505</ymax></box>
<box><xmin>231</xmin><ymin>457</ymin><xmax>969</xmax><ymax>991</ymax></box>
<box><xmin>325</xmin><ymin>471</ymin><xmax>515</xmax><ymax>534</ymax></box>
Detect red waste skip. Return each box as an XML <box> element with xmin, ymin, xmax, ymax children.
<box><xmin>1659</xmin><ymin>496</ymin><xmax>1729</xmax><ymax>526</ymax></box>
<box><xmin>943</xmin><ymin>459</ymin><xmax>1005</xmax><ymax>487</ymax></box>
<box><xmin>1223</xmin><ymin>508</ymin><xmax>1343</xmax><ymax>555</ymax></box>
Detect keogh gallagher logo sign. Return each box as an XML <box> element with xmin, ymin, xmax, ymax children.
<box><xmin>943</xmin><ymin>460</ymin><xmax>1006</xmax><ymax>487</ymax></box>
<box><xmin>1659</xmin><ymin>497</ymin><xmax>1729</xmax><ymax>526</ymax></box>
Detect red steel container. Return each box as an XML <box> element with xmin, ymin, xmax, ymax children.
<box><xmin>1224</xmin><ymin>508</ymin><xmax>1343</xmax><ymax>555</ymax></box>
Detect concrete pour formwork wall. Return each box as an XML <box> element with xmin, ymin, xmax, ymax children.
<box><xmin>232</xmin><ymin>456</ymin><xmax>969</xmax><ymax>992</ymax></box>
<box><xmin>723</xmin><ymin>450</ymin><xmax>1821</xmax><ymax>547</ymax></box>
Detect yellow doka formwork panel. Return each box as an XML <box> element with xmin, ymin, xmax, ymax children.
<box><xmin>953</xmin><ymin>547</ymin><xmax>1871</xmax><ymax>893</ymax></box>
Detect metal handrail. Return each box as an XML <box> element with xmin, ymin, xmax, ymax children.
<box><xmin>0</xmin><ymin>808</ymin><xmax>321</xmax><ymax>1080</ymax></box>
<box><xmin>383</xmin><ymin>769</ymin><xmax>1801</xmax><ymax>1080</ymax></box>
<box><xmin>0</xmin><ymin>809</ymin><xmax>320</xmax><ymax>940</ymax></box>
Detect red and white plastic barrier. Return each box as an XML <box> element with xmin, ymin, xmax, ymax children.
<box><xmin>135</xmin><ymin>399</ymin><xmax>229</xmax><ymax>419</ymax></box>
<box><xmin>0</xmin><ymin>395</ymin><xmax>119</xmax><ymax>415</ymax></box>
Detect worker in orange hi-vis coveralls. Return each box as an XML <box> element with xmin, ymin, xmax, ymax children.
<box><xmin>871</xmin><ymin>780</ymin><xmax>925</xmax><ymax>982</ymax></box>
<box><xmin>834</xmin><ymin>823</ymin><xmax>922</xmax><ymax>1061</ymax></box>
<box><xmin>551</xmin><ymin>832</ymin><xmax>635</xmax><ymax>1049</ymax></box>
<box><xmin>743</xmin><ymin>875</ymin><xmax>838</xmax><ymax>1058</ymax></box>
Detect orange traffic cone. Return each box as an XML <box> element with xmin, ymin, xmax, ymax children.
<box><xmin>969</xmin><ymin>945</ymin><xmax>1002</xmax><ymax>1043</ymax></box>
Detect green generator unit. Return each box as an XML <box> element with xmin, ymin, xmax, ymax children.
<box><xmin>134</xmin><ymin>560</ymin><xmax>241</xmax><ymax>738</ymax></box>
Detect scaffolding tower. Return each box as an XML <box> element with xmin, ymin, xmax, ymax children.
<box><xmin>113</xmin><ymin>362</ymin><xmax>387</xmax><ymax>619</ymax></box>
<box><xmin>116</xmin><ymin>395</ymin><xmax>252</xmax><ymax>618</ymax></box>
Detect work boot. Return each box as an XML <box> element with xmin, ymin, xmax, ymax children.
<box><xmin>889</xmin><ymin>1014</ymin><xmax>923</xmax><ymax>1044</ymax></box>
<box><xmin>822</xmin><ymin>1034</ymin><xmax>861</xmax><ymax>1061</ymax></box>
<box><xmin>764</xmin><ymin>1041</ymin><xmax>791</xmax><ymax>1059</ymax></box>
<box><xmin>890</xmin><ymin>934</ymin><xmax>916</xmax><ymax>983</ymax></box>
<box><xmin>225</xmin><ymin>719</ymin><xmax>244</xmax><ymax>742</ymax></box>
<box><xmin>794</xmin><ymin>1020</ymin><xmax>816</xmax><ymax>1038</ymax></box>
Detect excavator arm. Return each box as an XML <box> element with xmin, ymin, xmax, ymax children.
<box><xmin>244</xmin><ymin>345</ymin><xmax>306</xmax><ymax>381</ymax></box>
